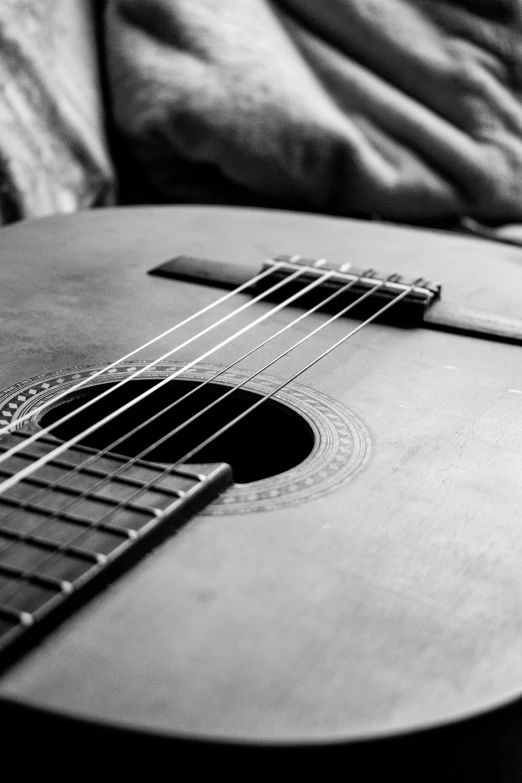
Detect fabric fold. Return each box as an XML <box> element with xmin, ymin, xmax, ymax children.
<box><xmin>107</xmin><ymin>0</ymin><xmax>522</xmax><ymax>224</ymax></box>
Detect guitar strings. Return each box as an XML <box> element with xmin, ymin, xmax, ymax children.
<box><xmin>0</xmin><ymin>267</ymin><xmax>357</xmax><ymax>521</ymax></box>
<box><xmin>0</xmin><ymin>263</ymin><xmax>297</xmax><ymax>472</ymax></box>
<box><xmin>0</xmin><ymin>272</ymin><xmax>367</xmax><ymax>572</ymax></box>
<box><xmin>0</xmin><ymin>273</ymin><xmax>379</xmax><ymax>598</ymax></box>
<box><xmin>0</xmin><ymin>263</ymin><xmax>314</xmax><ymax>485</ymax></box>
<box><xmin>0</xmin><ymin>263</ymin><xmax>283</xmax><ymax>441</ymax></box>
<box><xmin>174</xmin><ymin>281</ymin><xmax>419</xmax><ymax>466</ymax></box>
<box><xmin>0</xmin><ymin>277</ymin><xmax>409</xmax><ymax>601</ymax></box>
<box><xmin>0</xmin><ymin>272</ymin><xmax>369</xmax><ymax>603</ymax></box>
<box><xmin>0</xmin><ymin>266</ymin><xmax>341</xmax><ymax>605</ymax></box>
<box><xmin>106</xmin><ymin>279</ymin><xmax>387</xmax><ymax>472</ymax></box>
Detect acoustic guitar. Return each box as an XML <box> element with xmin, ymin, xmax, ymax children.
<box><xmin>1</xmin><ymin>205</ymin><xmax>522</xmax><ymax>779</ymax></box>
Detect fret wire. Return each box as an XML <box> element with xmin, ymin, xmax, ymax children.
<box><xmin>0</xmin><ymin>567</ymin><xmax>70</xmax><ymax>627</ymax></box>
<box><xmin>0</xmin><ymin>269</ymin><xmax>357</xmax><ymax>575</ymax></box>
<box><xmin>0</xmin><ymin>436</ymin><xmax>189</xmax><ymax>491</ymax></box>
<box><xmin>0</xmin><ymin>530</ymin><xmax>115</xmax><ymax>607</ymax></box>
<box><xmin>0</xmin><ymin>565</ymin><xmax>72</xmax><ymax>622</ymax></box>
<box><xmin>0</xmin><ymin>490</ymin><xmax>160</xmax><ymax>523</ymax></box>
<box><xmin>0</xmin><ymin>264</ymin><xmax>314</xmax><ymax>495</ymax></box>
<box><xmin>0</xmin><ymin>449</ymin><xmax>185</xmax><ymax>582</ymax></box>
<box><xmin>0</xmin><ymin>437</ymin><xmax>204</xmax><ymax>599</ymax></box>
<box><xmin>0</xmin><ymin>496</ymin><xmax>150</xmax><ymax>598</ymax></box>
<box><xmin>0</xmin><ymin>476</ymin><xmax>191</xmax><ymax>608</ymax></box>
<box><xmin>0</xmin><ymin>465</ymin><xmax>183</xmax><ymax>501</ymax></box>
<box><xmin>0</xmin><ymin>462</ymin><xmax>180</xmax><ymax>506</ymax></box>
<box><xmin>0</xmin><ymin>497</ymin><xmax>140</xmax><ymax>540</ymax></box>
<box><xmin>18</xmin><ymin>431</ymin><xmax>209</xmax><ymax>478</ymax></box>
<box><xmin>0</xmin><ymin>263</ymin><xmax>283</xmax><ymax>441</ymax></box>
<box><xmin>0</xmin><ymin>527</ymin><xmax>102</xmax><ymax>563</ymax></box>
<box><xmin>0</xmin><ymin>498</ymin><xmax>162</xmax><ymax>606</ymax></box>
<box><xmin>0</xmin><ymin>562</ymin><xmax>68</xmax><ymax>591</ymax></box>
<box><xmin>0</xmin><ymin>604</ymin><xmax>33</xmax><ymax>624</ymax></box>
<box><xmin>0</xmin><ymin>471</ymin><xmax>123</xmax><ymax>501</ymax></box>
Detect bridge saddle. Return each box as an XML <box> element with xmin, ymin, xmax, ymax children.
<box><xmin>259</xmin><ymin>255</ymin><xmax>442</xmax><ymax>326</ymax></box>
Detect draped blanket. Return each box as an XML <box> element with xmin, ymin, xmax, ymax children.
<box><xmin>0</xmin><ymin>0</ymin><xmax>113</xmax><ymax>225</ymax></box>
<box><xmin>107</xmin><ymin>0</ymin><xmax>522</xmax><ymax>224</ymax></box>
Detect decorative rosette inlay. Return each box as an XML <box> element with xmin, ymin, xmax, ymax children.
<box><xmin>0</xmin><ymin>362</ymin><xmax>372</xmax><ymax>514</ymax></box>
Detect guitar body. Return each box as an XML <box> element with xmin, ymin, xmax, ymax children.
<box><xmin>1</xmin><ymin>206</ymin><xmax>522</xmax><ymax>777</ymax></box>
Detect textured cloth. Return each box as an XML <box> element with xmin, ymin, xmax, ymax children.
<box><xmin>106</xmin><ymin>0</ymin><xmax>522</xmax><ymax>224</ymax></box>
<box><xmin>0</xmin><ymin>0</ymin><xmax>114</xmax><ymax>225</ymax></box>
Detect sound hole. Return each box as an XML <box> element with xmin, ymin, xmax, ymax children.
<box><xmin>38</xmin><ymin>379</ymin><xmax>315</xmax><ymax>483</ymax></box>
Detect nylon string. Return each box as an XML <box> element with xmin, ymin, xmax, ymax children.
<box><xmin>0</xmin><ymin>275</ymin><xmax>413</xmax><ymax>600</ymax></box>
<box><xmin>0</xmin><ymin>267</ymin><xmax>365</xmax><ymax>600</ymax></box>
<box><xmin>0</xmin><ymin>270</ymin><xmax>366</xmax><ymax>566</ymax></box>
<box><xmin>176</xmin><ymin>281</ymin><xmax>420</xmax><ymax>464</ymax></box>
<box><xmin>0</xmin><ymin>263</ymin><xmax>282</xmax><ymax>440</ymax></box>
<box><xmin>0</xmin><ymin>265</ymin><xmax>333</xmax><ymax>495</ymax></box>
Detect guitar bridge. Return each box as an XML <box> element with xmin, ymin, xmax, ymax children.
<box><xmin>150</xmin><ymin>252</ymin><xmax>522</xmax><ymax>344</ymax></box>
<box><xmin>150</xmin><ymin>253</ymin><xmax>441</xmax><ymax>327</ymax></box>
<box><xmin>257</xmin><ymin>255</ymin><xmax>441</xmax><ymax>327</ymax></box>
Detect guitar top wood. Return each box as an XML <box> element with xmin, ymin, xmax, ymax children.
<box><xmin>1</xmin><ymin>206</ymin><xmax>522</xmax><ymax>775</ymax></box>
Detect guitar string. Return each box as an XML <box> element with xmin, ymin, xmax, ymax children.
<box><xmin>0</xmin><ymin>263</ymin><xmax>313</xmax><ymax>489</ymax></box>
<box><xmin>0</xmin><ymin>267</ymin><xmax>354</xmax><ymax>522</ymax></box>
<box><xmin>0</xmin><ymin>263</ymin><xmax>296</xmax><ymax>473</ymax></box>
<box><xmin>174</xmin><ymin>280</ymin><xmax>419</xmax><ymax>465</ymax></box>
<box><xmin>0</xmin><ymin>279</ymin><xmax>374</xmax><ymax>607</ymax></box>
<box><xmin>0</xmin><ymin>281</ymin><xmax>388</xmax><ymax>608</ymax></box>
<box><xmin>0</xmin><ymin>272</ymin><xmax>367</xmax><ymax>588</ymax></box>
<box><xmin>0</xmin><ymin>263</ymin><xmax>282</xmax><ymax>441</ymax></box>
<box><xmin>0</xmin><ymin>277</ymin><xmax>406</xmax><ymax>602</ymax></box>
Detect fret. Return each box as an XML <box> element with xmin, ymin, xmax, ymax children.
<box><xmin>11</xmin><ymin>467</ymin><xmax>187</xmax><ymax>504</ymax></box>
<box><xmin>0</xmin><ymin>527</ymin><xmax>118</xmax><ymax>563</ymax></box>
<box><xmin>0</xmin><ymin>572</ymin><xmax>64</xmax><ymax>614</ymax></box>
<box><xmin>0</xmin><ymin>429</ymin><xmax>233</xmax><ymax>668</ymax></box>
<box><xmin>0</xmin><ymin>532</ymin><xmax>99</xmax><ymax>578</ymax></box>
<box><xmin>0</xmin><ymin>495</ymin><xmax>157</xmax><ymax>532</ymax></box>
<box><xmin>0</xmin><ymin>613</ymin><xmax>23</xmax><ymax>640</ymax></box>
<box><xmin>0</xmin><ymin>466</ymin><xmax>189</xmax><ymax>518</ymax></box>
<box><xmin>0</xmin><ymin>480</ymin><xmax>162</xmax><ymax>515</ymax></box>
<box><xmin>0</xmin><ymin>432</ymin><xmax>196</xmax><ymax>496</ymax></box>
<box><xmin>0</xmin><ymin>561</ymin><xmax>72</xmax><ymax>591</ymax></box>
<box><xmin>0</xmin><ymin>515</ymin><xmax>129</xmax><ymax>555</ymax></box>
<box><xmin>0</xmin><ymin>605</ymin><xmax>35</xmax><ymax>627</ymax></box>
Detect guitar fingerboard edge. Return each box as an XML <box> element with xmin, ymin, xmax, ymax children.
<box><xmin>0</xmin><ymin>431</ymin><xmax>232</xmax><ymax>670</ymax></box>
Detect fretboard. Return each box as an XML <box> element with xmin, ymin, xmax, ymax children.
<box><xmin>0</xmin><ymin>430</ymin><xmax>232</xmax><ymax>668</ymax></box>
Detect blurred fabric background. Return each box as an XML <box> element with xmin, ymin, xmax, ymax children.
<box><xmin>2</xmin><ymin>1</ymin><xmax>522</xmax><ymax>228</ymax></box>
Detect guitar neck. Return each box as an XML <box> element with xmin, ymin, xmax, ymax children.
<box><xmin>0</xmin><ymin>430</ymin><xmax>232</xmax><ymax>670</ymax></box>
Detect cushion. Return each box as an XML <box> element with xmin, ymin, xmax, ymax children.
<box><xmin>106</xmin><ymin>0</ymin><xmax>522</xmax><ymax>224</ymax></box>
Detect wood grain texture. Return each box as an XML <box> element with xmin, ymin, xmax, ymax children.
<box><xmin>1</xmin><ymin>206</ymin><xmax>522</xmax><ymax>777</ymax></box>
<box><xmin>425</xmin><ymin>300</ymin><xmax>522</xmax><ymax>344</ymax></box>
